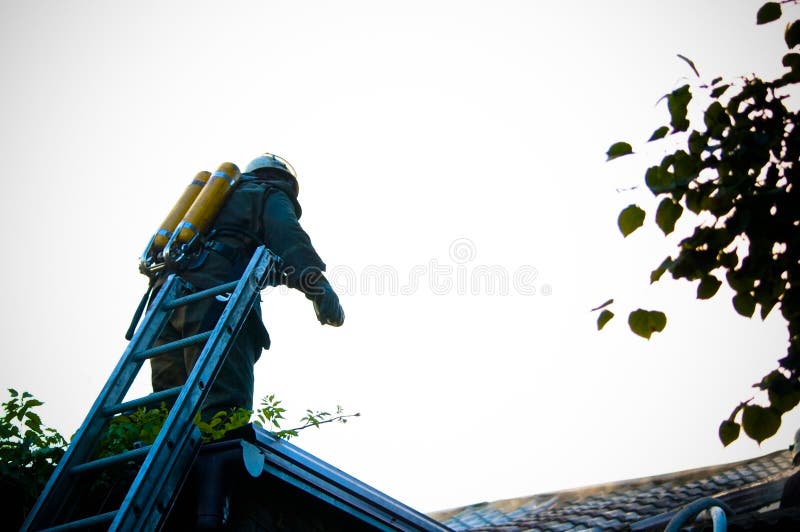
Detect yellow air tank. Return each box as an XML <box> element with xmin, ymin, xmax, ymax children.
<box><xmin>140</xmin><ymin>170</ymin><xmax>211</xmax><ymax>276</ymax></box>
<box><xmin>164</xmin><ymin>162</ymin><xmax>241</xmax><ymax>265</ymax></box>
<box><xmin>152</xmin><ymin>170</ymin><xmax>212</xmax><ymax>252</ymax></box>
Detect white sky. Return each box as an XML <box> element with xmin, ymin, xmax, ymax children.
<box><xmin>1</xmin><ymin>0</ymin><xmax>798</xmax><ymax>514</ymax></box>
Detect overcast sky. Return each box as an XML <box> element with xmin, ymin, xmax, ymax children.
<box><xmin>1</xmin><ymin>0</ymin><xmax>798</xmax><ymax>513</ymax></box>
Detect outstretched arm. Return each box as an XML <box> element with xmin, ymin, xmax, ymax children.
<box><xmin>261</xmin><ymin>190</ymin><xmax>344</xmax><ymax>326</ymax></box>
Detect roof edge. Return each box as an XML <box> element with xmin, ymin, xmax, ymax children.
<box><xmin>247</xmin><ymin>425</ymin><xmax>453</xmax><ymax>531</ymax></box>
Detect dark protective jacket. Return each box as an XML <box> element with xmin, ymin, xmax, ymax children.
<box><xmin>181</xmin><ymin>169</ymin><xmax>328</xmax><ymax>348</ymax></box>
<box><xmin>150</xmin><ymin>169</ymin><xmax>333</xmax><ymax>413</ymax></box>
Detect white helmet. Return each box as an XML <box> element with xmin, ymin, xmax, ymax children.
<box><xmin>244</xmin><ymin>153</ymin><xmax>297</xmax><ymax>179</ymax></box>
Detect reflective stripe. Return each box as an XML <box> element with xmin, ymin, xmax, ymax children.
<box><xmin>178</xmin><ymin>221</ymin><xmax>199</xmax><ymax>236</ymax></box>
<box><xmin>211</xmin><ymin>171</ymin><xmax>236</xmax><ymax>187</ymax></box>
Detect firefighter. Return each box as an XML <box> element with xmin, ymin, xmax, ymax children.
<box><xmin>150</xmin><ymin>153</ymin><xmax>344</xmax><ymax>416</ymax></box>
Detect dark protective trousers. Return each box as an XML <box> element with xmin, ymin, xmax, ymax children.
<box><xmin>150</xmin><ymin>295</ymin><xmax>263</xmax><ymax>414</ymax></box>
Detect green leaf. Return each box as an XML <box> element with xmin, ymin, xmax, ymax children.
<box><xmin>727</xmin><ymin>269</ymin><xmax>754</xmax><ymax>293</ymax></box>
<box><xmin>671</xmin><ymin>150</ymin><xmax>698</xmax><ymax>183</ymax></box>
<box><xmin>710</xmin><ymin>84</ymin><xmax>730</xmax><ymax>98</ymax></box>
<box><xmin>655</xmin><ymin>198</ymin><xmax>683</xmax><ymax>235</ymax></box>
<box><xmin>684</xmin><ymin>189</ymin><xmax>702</xmax><ymax>215</ymax></box>
<box><xmin>628</xmin><ymin>309</ymin><xmax>667</xmax><ymax>339</ymax></box>
<box><xmin>733</xmin><ymin>292</ymin><xmax>756</xmax><ymax>317</ymax></box>
<box><xmin>756</xmin><ymin>2</ymin><xmax>782</xmax><ymax>25</ymax></box>
<box><xmin>719</xmin><ymin>419</ymin><xmax>740</xmax><ymax>447</ymax></box>
<box><xmin>783</xmin><ymin>52</ymin><xmax>800</xmax><ymax>74</ymax></box>
<box><xmin>667</xmin><ymin>85</ymin><xmax>692</xmax><ymax>132</ymax></box>
<box><xmin>761</xmin><ymin>299</ymin><xmax>777</xmax><ymax>320</ymax></box>
<box><xmin>719</xmin><ymin>252</ymin><xmax>738</xmax><ymax>269</ymax></box>
<box><xmin>618</xmin><ymin>204</ymin><xmax>646</xmax><ymax>237</ymax></box>
<box><xmin>697</xmin><ymin>275</ymin><xmax>722</xmax><ymax>300</ymax></box>
<box><xmin>606</xmin><ymin>141</ymin><xmax>633</xmax><ymax>161</ymax></box>
<box><xmin>704</xmin><ymin>99</ymin><xmax>725</xmax><ymax>122</ymax></box>
<box><xmin>704</xmin><ymin>101</ymin><xmax>730</xmax><ymax>139</ymax></box>
<box><xmin>597</xmin><ymin>310</ymin><xmax>614</xmax><ymax>330</ymax></box>
<box><xmin>687</xmin><ymin>130</ymin><xmax>707</xmax><ymax>156</ymax></box>
<box><xmin>651</xmin><ymin>257</ymin><xmax>673</xmax><ymax>283</ymax></box>
<box><xmin>766</xmin><ymin>374</ymin><xmax>800</xmax><ymax>413</ymax></box>
<box><xmin>276</xmin><ymin>429</ymin><xmax>298</xmax><ymax>440</ymax></box>
<box><xmin>591</xmin><ymin>298</ymin><xmax>614</xmax><ymax>312</ymax></box>
<box><xmin>742</xmin><ymin>404</ymin><xmax>781</xmax><ymax>443</ymax></box>
<box><xmin>25</xmin><ymin>411</ymin><xmax>43</xmax><ymax>432</ymax></box>
<box><xmin>648</xmin><ymin>126</ymin><xmax>669</xmax><ymax>142</ymax></box>
<box><xmin>771</xmin><ymin>389</ymin><xmax>800</xmax><ymax>414</ymax></box>
<box><xmin>645</xmin><ymin>165</ymin><xmax>674</xmax><ymax>194</ymax></box>
<box><xmin>677</xmin><ymin>54</ymin><xmax>700</xmax><ymax>77</ymax></box>
<box><xmin>787</xmin><ymin>21</ymin><xmax>800</xmax><ymax>48</ymax></box>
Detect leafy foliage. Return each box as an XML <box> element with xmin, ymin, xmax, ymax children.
<box><xmin>0</xmin><ymin>389</ymin><xmax>67</xmax><ymax>528</ymax></box>
<box><xmin>252</xmin><ymin>394</ymin><xmax>297</xmax><ymax>439</ymax></box>
<box><xmin>95</xmin><ymin>395</ymin><xmax>360</xmax><ymax>450</ymax></box>
<box><xmin>298</xmin><ymin>405</ymin><xmax>360</xmax><ymax>432</ymax></box>
<box><xmin>600</xmin><ymin>3</ymin><xmax>800</xmax><ymax>445</ymax></box>
<box><xmin>194</xmin><ymin>407</ymin><xmax>253</xmax><ymax>442</ymax></box>
<box><xmin>252</xmin><ymin>395</ymin><xmax>360</xmax><ymax>440</ymax></box>
<box><xmin>1</xmin><ymin>388</ymin><xmax>358</xmax><ymax>527</ymax></box>
<box><xmin>95</xmin><ymin>403</ymin><xmax>170</xmax><ymax>458</ymax></box>
<box><xmin>94</xmin><ymin>403</ymin><xmax>254</xmax><ymax>458</ymax></box>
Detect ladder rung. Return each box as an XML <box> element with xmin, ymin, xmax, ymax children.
<box><xmin>70</xmin><ymin>445</ymin><xmax>151</xmax><ymax>476</ymax></box>
<box><xmin>132</xmin><ymin>331</ymin><xmax>213</xmax><ymax>361</ymax></box>
<box><xmin>40</xmin><ymin>510</ymin><xmax>118</xmax><ymax>532</ymax></box>
<box><xmin>102</xmin><ymin>386</ymin><xmax>183</xmax><ymax>417</ymax></box>
<box><xmin>165</xmin><ymin>280</ymin><xmax>239</xmax><ymax>309</ymax></box>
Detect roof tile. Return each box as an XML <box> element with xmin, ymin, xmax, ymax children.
<box><xmin>435</xmin><ymin>450</ymin><xmax>794</xmax><ymax>531</ymax></box>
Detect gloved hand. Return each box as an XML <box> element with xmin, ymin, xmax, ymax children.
<box><xmin>311</xmin><ymin>283</ymin><xmax>345</xmax><ymax>326</ymax></box>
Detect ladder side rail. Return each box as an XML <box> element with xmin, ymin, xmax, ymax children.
<box><xmin>130</xmin><ymin>425</ymin><xmax>201</xmax><ymax>532</ymax></box>
<box><xmin>112</xmin><ymin>247</ymin><xmax>276</xmax><ymax>531</ymax></box>
<box><xmin>21</xmin><ymin>274</ymin><xmax>189</xmax><ymax>532</ymax></box>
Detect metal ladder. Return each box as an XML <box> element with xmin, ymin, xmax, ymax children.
<box><xmin>22</xmin><ymin>245</ymin><xmax>278</xmax><ymax>531</ymax></box>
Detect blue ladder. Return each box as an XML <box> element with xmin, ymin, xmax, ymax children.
<box><xmin>22</xmin><ymin>246</ymin><xmax>278</xmax><ymax>531</ymax></box>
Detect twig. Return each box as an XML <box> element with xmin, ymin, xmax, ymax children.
<box><xmin>288</xmin><ymin>413</ymin><xmax>361</xmax><ymax>432</ymax></box>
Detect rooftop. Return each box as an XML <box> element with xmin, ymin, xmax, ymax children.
<box><xmin>429</xmin><ymin>450</ymin><xmax>796</xmax><ymax>531</ymax></box>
